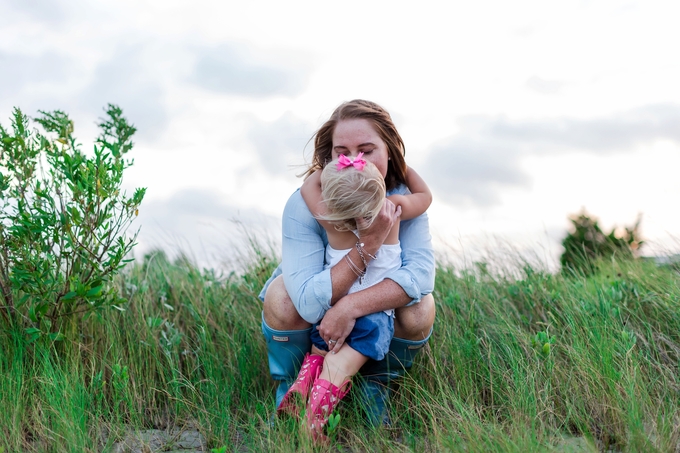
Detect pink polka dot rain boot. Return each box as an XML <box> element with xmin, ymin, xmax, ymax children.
<box><xmin>277</xmin><ymin>353</ymin><xmax>324</xmax><ymax>418</ymax></box>
<box><xmin>305</xmin><ymin>377</ymin><xmax>351</xmax><ymax>442</ymax></box>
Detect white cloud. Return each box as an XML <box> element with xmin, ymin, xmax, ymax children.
<box><xmin>422</xmin><ymin>104</ymin><xmax>680</xmax><ymax>207</ymax></box>
<box><xmin>423</xmin><ymin>138</ymin><xmax>529</xmax><ymax>207</ymax></box>
<box><xmin>488</xmin><ymin>104</ymin><xmax>680</xmax><ymax>152</ymax></box>
<box><xmin>190</xmin><ymin>44</ymin><xmax>309</xmax><ymax>98</ymax></box>
<box><xmin>247</xmin><ymin>112</ymin><xmax>315</xmax><ymax>176</ymax></box>
<box><xmin>80</xmin><ymin>45</ymin><xmax>170</xmax><ymax>141</ymax></box>
<box><xmin>5</xmin><ymin>0</ymin><xmax>66</xmax><ymax>24</ymax></box>
<box><xmin>2</xmin><ymin>0</ymin><xmax>680</xmax><ymax>262</ymax></box>
<box><xmin>526</xmin><ymin>76</ymin><xmax>564</xmax><ymax>94</ymax></box>
<box><xmin>0</xmin><ymin>51</ymin><xmax>76</xmax><ymax>103</ymax></box>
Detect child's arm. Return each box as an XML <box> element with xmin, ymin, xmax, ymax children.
<box><xmin>300</xmin><ymin>170</ymin><xmax>325</xmax><ymax>216</ymax></box>
<box><xmin>300</xmin><ymin>170</ymin><xmax>336</xmax><ymax>230</ymax></box>
<box><xmin>387</xmin><ymin>167</ymin><xmax>432</xmax><ymax>220</ymax></box>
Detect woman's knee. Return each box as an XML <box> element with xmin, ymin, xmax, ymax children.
<box><xmin>263</xmin><ymin>276</ymin><xmax>311</xmax><ymax>331</ymax></box>
<box><xmin>393</xmin><ymin>294</ymin><xmax>435</xmax><ymax>340</ymax></box>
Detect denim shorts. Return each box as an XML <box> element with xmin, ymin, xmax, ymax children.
<box><xmin>310</xmin><ymin>311</ymin><xmax>394</xmax><ymax>361</ymax></box>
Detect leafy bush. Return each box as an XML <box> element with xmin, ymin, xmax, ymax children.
<box><xmin>560</xmin><ymin>209</ymin><xmax>642</xmax><ymax>274</ymax></box>
<box><xmin>0</xmin><ymin>105</ymin><xmax>145</xmax><ymax>341</ymax></box>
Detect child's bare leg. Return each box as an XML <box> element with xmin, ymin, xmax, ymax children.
<box><xmin>311</xmin><ymin>345</ymin><xmax>327</xmax><ymax>357</ymax></box>
<box><xmin>319</xmin><ymin>345</ymin><xmax>368</xmax><ymax>387</ymax></box>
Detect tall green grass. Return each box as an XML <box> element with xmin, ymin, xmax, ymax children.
<box><xmin>1</xmin><ymin>249</ymin><xmax>678</xmax><ymax>452</ymax></box>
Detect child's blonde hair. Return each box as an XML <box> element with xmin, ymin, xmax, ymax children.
<box><xmin>320</xmin><ymin>159</ymin><xmax>386</xmax><ymax>232</ymax></box>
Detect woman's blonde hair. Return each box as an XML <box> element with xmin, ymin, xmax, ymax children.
<box><xmin>320</xmin><ymin>159</ymin><xmax>386</xmax><ymax>232</ymax></box>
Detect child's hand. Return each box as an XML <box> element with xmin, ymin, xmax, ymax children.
<box><xmin>355</xmin><ymin>198</ymin><xmax>400</xmax><ymax>252</ymax></box>
<box><xmin>387</xmin><ymin>194</ymin><xmax>407</xmax><ymax>213</ymax></box>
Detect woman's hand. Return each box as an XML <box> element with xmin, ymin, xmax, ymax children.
<box><xmin>316</xmin><ymin>301</ymin><xmax>357</xmax><ymax>354</ymax></box>
<box><xmin>356</xmin><ymin>198</ymin><xmax>401</xmax><ymax>254</ymax></box>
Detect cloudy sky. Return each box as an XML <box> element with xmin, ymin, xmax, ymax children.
<box><xmin>2</xmin><ymin>0</ymin><xmax>679</xmax><ymax>270</ymax></box>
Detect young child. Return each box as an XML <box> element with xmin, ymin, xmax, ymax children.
<box><xmin>277</xmin><ymin>152</ymin><xmax>431</xmax><ymax>439</ymax></box>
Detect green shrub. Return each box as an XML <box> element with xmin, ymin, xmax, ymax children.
<box><xmin>0</xmin><ymin>105</ymin><xmax>145</xmax><ymax>341</ymax></box>
<box><xmin>560</xmin><ymin>209</ymin><xmax>642</xmax><ymax>274</ymax></box>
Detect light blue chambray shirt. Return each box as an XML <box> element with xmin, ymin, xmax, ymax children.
<box><xmin>259</xmin><ymin>184</ymin><xmax>436</xmax><ymax>324</ymax></box>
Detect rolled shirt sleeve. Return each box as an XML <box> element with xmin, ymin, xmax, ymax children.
<box><xmin>385</xmin><ymin>184</ymin><xmax>436</xmax><ymax>305</ymax></box>
<box><xmin>259</xmin><ymin>185</ymin><xmax>435</xmax><ymax>322</ymax></box>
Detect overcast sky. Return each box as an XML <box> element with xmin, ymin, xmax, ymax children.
<box><xmin>2</xmin><ymin>0</ymin><xmax>679</xmax><ymax>270</ymax></box>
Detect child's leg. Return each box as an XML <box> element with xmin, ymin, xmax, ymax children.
<box><xmin>319</xmin><ymin>345</ymin><xmax>369</xmax><ymax>387</ymax></box>
<box><xmin>306</xmin><ymin>312</ymin><xmax>388</xmax><ymax>439</ymax></box>
<box><xmin>318</xmin><ymin>310</ymin><xmax>392</xmax><ymax>387</ymax></box>
<box><xmin>311</xmin><ymin>345</ymin><xmax>327</xmax><ymax>357</ymax></box>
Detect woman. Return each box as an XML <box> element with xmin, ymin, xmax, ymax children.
<box><xmin>259</xmin><ymin>99</ymin><xmax>436</xmax><ymax>426</ymax></box>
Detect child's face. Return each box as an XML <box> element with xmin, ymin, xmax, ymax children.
<box><xmin>331</xmin><ymin>119</ymin><xmax>389</xmax><ymax>179</ymax></box>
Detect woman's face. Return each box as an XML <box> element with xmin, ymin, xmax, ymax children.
<box><xmin>331</xmin><ymin>119</ymin><xmax>389</xmax><ymax>179</ymax></box>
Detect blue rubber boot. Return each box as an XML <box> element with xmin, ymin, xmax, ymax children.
<box><xmin>357</xmin><ymin>331</ymin><xmax>432</xmax><ymax>427</ymax></box>
<box><xmin>356</xmin><ymin>377</ymin><xmax>392</xmax><ymax>427</ymax></box>
<box><xmin>261</xmin><ymin>312</ymin><xmax>312</xmax><ymax>409</ymax></box>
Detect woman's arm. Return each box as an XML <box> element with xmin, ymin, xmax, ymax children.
<box><xmin>279</xmin><ymin>190</ymin><xmax>330</xmax><ymax>324</ymax></box>
<box><xmin>387</xmin><ymin>167</ymin><xmax>432</xmax><ymax>220</ymax></box>
<box><xmin>316</xmin><ymin>278</ymin><xmax>411</xmax><ymax>351</ymax></box>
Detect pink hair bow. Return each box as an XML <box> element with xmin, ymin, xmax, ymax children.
<box><xmin>336</xmin><ymin>152</ymin><xmax>366</xmax><ymax>171</ymax></box>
